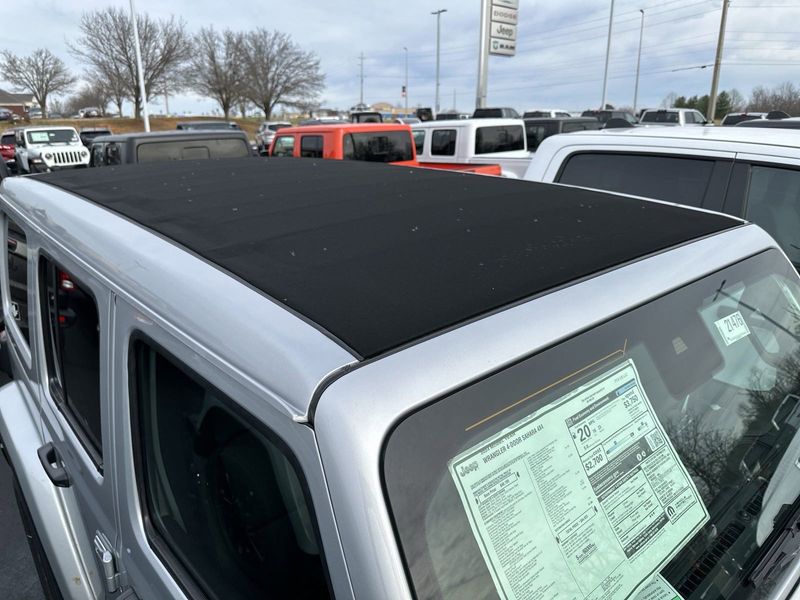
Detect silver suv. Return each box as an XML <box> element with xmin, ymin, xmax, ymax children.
<box><xmin>0</xmin><ymin>159</ymin><xmax>798</xmax><ymax>600</ymax></box>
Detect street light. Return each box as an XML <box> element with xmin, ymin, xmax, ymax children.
<box><xmin>633</xmin><ymin>10</ymin><xmax>644</xmax><ymax>116</ymax></box>
<box><xmin>600</xmin><ymin>0</ymin><xmax>615</xmax><ymax>110</ymax></box>
<box><xmin>432</xmin><ymin>9</ymin><xmax>447</xmax><ymax>115</ymax></box>
<box><xmin>403</xmin><ymin>46</ymin><xmax>409</xmax><ymax>116</ymax></box>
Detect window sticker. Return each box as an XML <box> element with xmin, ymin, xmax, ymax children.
<box><xmin>448</xmin><ymin>359</ymin><xmax>707</xmax><ymax>600</ymax></box>
<box><xmin>633</xmin><ymin>575</ymin><xmax>683</xmax><ymax>600</ymax></box>
<box><xmin>28</xmin><ymin>132</ymin><xmax>51</xmax><ymax>143</ymax></box>
<box><xmin>713</xmin><ymin>311</ymin><xmax>751</xmax><ymax>346</ymax></box>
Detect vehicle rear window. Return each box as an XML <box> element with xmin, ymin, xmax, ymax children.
<box><xmin>269</xmin><ymin>124</ymin><xmax>289</xmax><ymax>132</ymax></box>
<box><xmin>300</xmin><ymin>135</ymin><xmax>323</xmax><ymax>158</ymax></box>
<box><xmin>431</xmin><ymin>130</ymin><xmax>457</xmax><ymax>156</ymax></box>
<box><xmin>523</xmin><ymin>111</ymin><xmax>549</xmax><ymax>118</ymax></box>
<box><xmin>1</xmin><ymin>134</ymin><xmax>14</xmax><ymax>146</ymax></box>
<box><xmin>558</xmin><ymin>152</ymin><xmax>716</xmax><ymax>207</ymax></box>
<box><xmin>562</xmin><ymin>121</ymin><xmax>600</xmax><ymax>133</ymax></box>
<box><xmin>723</xmin><ymin>115</ymin><xmax>762</xmax><ymax>126</ymax></box>
<box><xmin>384</xmin><ymin>250</ymin><xmax>800</xmax><ymax>600</ymax></box>
<box><xmin>475</xmin><ymin>125</ymin><xmax>525</xmax><ymax>154</ymax></box>
<box><xmin>136</xmin><ymin>138</ymin><xmax>250</xmax><ymax>162</ymax></box>
<box><xmin>641</xmin><ymin>111</ymin><xmax>680</xmax><ymax>124</ymax></box>
<box><xmin>744</xmin><ymin>165</ymin><xmax>800</xmax><ymax>265</ymax></box>
<box><xmin>342</xmin><ymin>131</ymin><xmax>413</xmax><ymax>162</ymax></box>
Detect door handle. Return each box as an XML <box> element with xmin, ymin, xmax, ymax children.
<box><xmin>37</xmin><ymin>442</ymin><xmax>70</xmax><ymax>488</ymax></box>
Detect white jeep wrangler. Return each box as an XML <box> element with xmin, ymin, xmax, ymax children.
<box><xmin>15</xmin><ymin>126</ymin><xmax>90</xmax><ymax>174</ymax></box>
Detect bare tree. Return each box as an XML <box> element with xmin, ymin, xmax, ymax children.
<box><xmin>70</xmin><ymin>8</ymin><xmax>192</xmax><ymax>119</ymax></box>
<box><xmin>65</xmin><ymin>81</ymin><xmax>111</xmax><ymax>116</ymax></box>
<box><xmin>748</xmin><ymin>82</ymin><xmax>800</xmax><ymax>115</ymax></box>
<box><xmin>240</xmin><ymin>29</ymin><xmax>325</xmax><ymax>119</ymax></box>
<box><xmin>186</xmin><ymin>28</ymin><xmax>245</xmax><ymax>119</ymax></box>
<box><xmin>0</xmin><ymin>48</ymin><xmax>76</xmax><ymax>118</ymax></box>
<box><xmin>728</xmin><ymin>88</ymin><xmax>746</xmax><ymax>112</ymax></box>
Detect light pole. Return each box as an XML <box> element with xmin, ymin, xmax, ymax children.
<box><xmin>432</xmin><ymin>9</ymin><xmax>447</xmax><ymax>115</ymax></box>
<box><xmin>476</xmin><ymin>0</ymin><xmax>490</xmax><ymax>110</ymax></box>
<box><xmin>129</xmin><ymin>0</ymin><xmax>149</xmax><ymax>131</ymax></box>
<box><xmin>633</xmin><ymin>9</ymin><xmax>644</xmax><ymax>116</ymax></box>
<box><xmin>403</xmin><ymin>46</ymin><xmax>409</xmax><ymax>115</ymax></box>
<box><xmin>600</xmin><ymin>0</ymin><xmax>615</xmax><ymax>110</ymax></box>
<box><xmin>708</xmin><ymin>0</ymin><xmax>731</xmax><ymax>122</ymax></box>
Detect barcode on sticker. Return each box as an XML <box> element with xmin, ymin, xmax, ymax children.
<box><xmin>714</xmin><ymin>311</ymin><xmax>750</xmax><ymax>346</ymax></box>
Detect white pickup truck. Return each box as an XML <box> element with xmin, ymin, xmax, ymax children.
<box><xmin>412</xmin><ymin>118</ymin><xmax>532</xmax><ymax>178</ymax></box>
<box><xmin>14</xmin><ymin>126</ymin><xmax>90</xmax><ymax>174</ymax></box>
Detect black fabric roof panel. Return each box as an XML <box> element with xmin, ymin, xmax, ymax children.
<box><xmin>39</xmin><ymin>159</ymin><xmax>738</xmax><ymax>359</ymax></box>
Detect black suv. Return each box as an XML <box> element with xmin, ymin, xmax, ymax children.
<box><xmin>472</xmin><ymin>107</ymin><xmax>520</xmax><ymax>119</ymax></box>
<box><xmin>89</xmin><ymin>130</ymin><xmax>254</xmax><ymax>166</ymax></box>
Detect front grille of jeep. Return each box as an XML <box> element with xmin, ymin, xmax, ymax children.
<box><xmin>52</xmin><ymin>151</ymin><xmax>82</xmax><ymax>164</ymax></box>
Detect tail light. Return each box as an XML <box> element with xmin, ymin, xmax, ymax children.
<box><xmin>58</xmin><ymin>270</ymin><xmax>75</xmax><ymax>291</ymax></box>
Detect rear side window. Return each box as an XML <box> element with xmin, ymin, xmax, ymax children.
<box><xmin>475</xmin><ymin>126</ymin><xmax>525</xmax><ymax>154</ymax></box>
<box><xmin>40</xmin><ymin>257</ymin><xmax>102</xmax><ymax>464</ymax></box>
<box><xmin>300</xmin><ymin>135</ymin><xmax>323</xmax><ymax>158</ymax></box>
<box><xmin>137</xmin><ymin>139</ymin><xmax>250</xmax><ymax>163</ymax></box>
<box><xmin>1</xmin><ymin>133</ymin><xmax>14</xmax><ymax>146</ymax></box>
<box><xmin>342</xmin><ymin>131</ymin><xmax>413</xmax><ymax>162</ymax></box>
<box><xmin>744</xmin><ymin>165</ymin><xmax>800</xmax><ymax>265</ymax></box>
<box><xmin>7</xmin><ymin>218</ymin><xmax>29</xmax><ymax>343</ymax></box>
<box><xmin>431</xmin><ymin>130</ymin><xmax>457</xmax><ymax>156</ymax></box>
<box><xmin>558</xmin><ymin>153</ymin><xmax>716</xmax><ymax>207</ymax></box>
<box><xmin>132</xmin><ymin>340</ymin><xmax>331</xmax><ymax>600</ymax></box>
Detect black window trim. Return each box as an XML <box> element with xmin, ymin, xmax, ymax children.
<box><xmin>5</xmin><ymin>214</ymin><xmax>32</xmax><ymax>356</ymax></box>
<box><xmin>554</xmin><ymin>150</ymin><xmax>734</xmax><ymax>210</ymax></box>
<box><xmin>38</xmin><ymin>251</ymin><xmax>104</xmax><ymax>471</ymax></box>
<box><xmin>127</xmin><ymin>331</ymin><xmax>335</xmax><ymax>600</ymax></box>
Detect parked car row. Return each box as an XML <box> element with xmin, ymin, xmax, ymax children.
<box><xmin>2</xmin><ymin>137</ymin><xmax>800</xmax><ymax>599</ymax></box>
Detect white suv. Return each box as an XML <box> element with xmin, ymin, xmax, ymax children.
<box><xmin>15</xmin><ymin>126</ymin><xmax>90</xmax><ymax>174</ymax></box>
<box><xmin>639</xmin><ymin>108</ymin><xmax>708</xmax><ymax>126</ymax></box>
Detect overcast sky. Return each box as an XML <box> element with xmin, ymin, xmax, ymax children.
<box><xmin>2</xmin><ymin>0</ymin><xmax>799</xmax><ymax>116</ymax></box>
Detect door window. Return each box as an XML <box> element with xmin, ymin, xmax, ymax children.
<box><xmin>132</xmin><ymin>339</ymin><xmax>331</xmax><ymax>600</ymax></box>
<box><xmin>272</xmin><ymin>136</ymin><xmax>295</xmax><ymax>157</ymax></box>
<box><xmin>558</xmin><ymin>152</ymin><xmax>716</xmax><ymax>207</ymax></box>
<box><xmin>40</xmin><ymin>257</ymin><xmax>102</xmax><ymax>464</ymax></box>
<box><xmin>7</xmin><ymin>218</ymin><xmax>29</xmax><ymax>344</ymax></box>
<box><xmin>412</xmin><ymin>130</ymin><xmax>426</xmax><ymax>155</ymax></box>
<box><xmin>744</xmin><ymin>165</ymin><xmax>800</xmax><ymax>265</ymax></box>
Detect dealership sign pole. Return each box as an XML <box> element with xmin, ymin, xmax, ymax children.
<box><xmin>476</xmin><ymin>0</ymin><xmax>518</xmax><ymax>110</ymax></box>
<box><xmin>129</xmin><ymin>0</ymin><xmax>150</xmax><ymax>131</ymax></box>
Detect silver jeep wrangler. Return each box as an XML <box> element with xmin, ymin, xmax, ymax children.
<box><xmin>0</xmin><ymin>158</ymin><xmax>799</xmax><ymax>600</ymax></box>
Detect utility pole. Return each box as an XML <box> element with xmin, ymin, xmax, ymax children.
<box><xmin>358</xmin><ymin>52</ymin><xmax>365</xmax><ymax>107</ymax></box>
<box><xmin>633</xmin><ymin>9</ymin><xmax>644</xmax><ymax>116</ymax></box>
<box><xmin>403</xmin><ymin>46</ymin><xmax>409</xmax><ymax>115</ymax></box>
<box><xmin>476</xmin><ymin>0</ymin><xmax>490</xmax><ymax>110</ymax></box>
<box><xmin>600</xmin><ymin>0</ymin><xmax>615</xmax><ymax>110</ymax></box>
<box><xmin>129</xmin><ymin>0</ymin><xmax>149</xmax><ymax>131</ymax></box>
<box><xmin>432</xmin><ymin>9</ymin><xmax>447</xmax><ymax>115</ymax></box>
<box><xmin>708</xmin><ymin>0</ymin><xmax>730</xmax><ymax>122</ymax></box>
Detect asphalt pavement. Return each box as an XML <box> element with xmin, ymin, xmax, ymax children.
<box><xmin>0</xmin><ymin>376</ymin><xmax>45</xmax><ymax>600</ymax></box>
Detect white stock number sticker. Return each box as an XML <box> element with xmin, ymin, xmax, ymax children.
<box><xmin>714</xmin><ymin>310</ymin><xmax>750</xmax><ymax>346</ymax></box>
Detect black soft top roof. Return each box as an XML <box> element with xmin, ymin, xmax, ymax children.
<box><xmin>39</xmin><ymin>159</ymin><xmax>737</xmax><ymax>359</ymax></box>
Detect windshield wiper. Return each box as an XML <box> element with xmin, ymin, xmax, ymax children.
<box><xmin>748</xmin><ymin>496</ymin><xmax>800</xmax><ymax>587</ymax></box>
